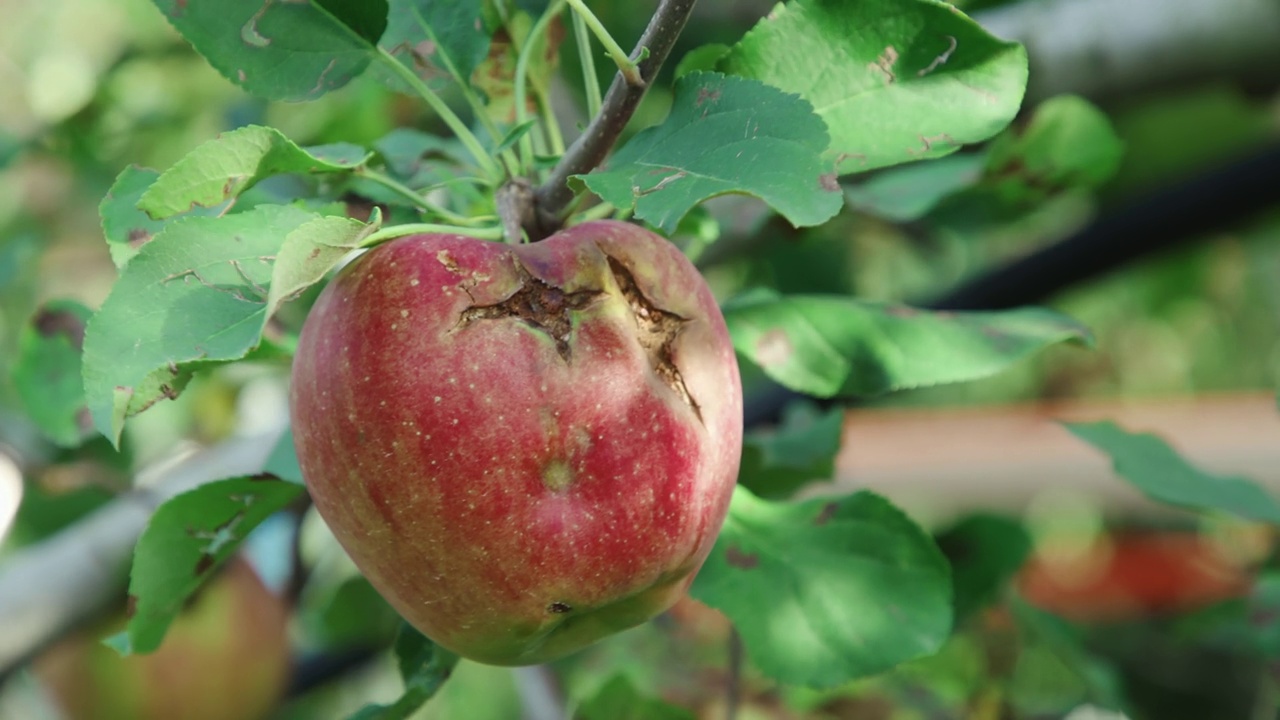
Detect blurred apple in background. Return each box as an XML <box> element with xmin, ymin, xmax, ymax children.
<box><xmin>34</xmin><ymin>557</ymin><xmax>289</xmax><ymax>720</ymax></box>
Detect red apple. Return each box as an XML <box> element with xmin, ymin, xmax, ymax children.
<box><xmin>35</xmin><ymin>558</ymin><xmax>289</xmax><ymax>720</ymax></box>
<box><xmin>290</xmin><ymin>220</ymin><xmax>742</xmax><ymax>665</ymax></box>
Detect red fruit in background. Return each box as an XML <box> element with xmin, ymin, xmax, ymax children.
<box><xmin>291</xmin><ymin>220</ymin><xmax>743</xmax><ymax>665</ymax></box>
<box><xmin>35</xmin><ymin>558</ymin><xmax>289</xmax><ymax>720</ymax></box>
<box><xmin>1017</xmin><ymin>531</ymin><xmax>1253</xmax><ymax>622</ymax></box>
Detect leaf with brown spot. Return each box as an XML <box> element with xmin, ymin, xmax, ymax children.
<box><xmin>105</xmin><ymin>475</ymin><xmax>303</xmax><ymax>656</ymax></box>
<box><xmin>151</xmin><ymin>0</ymin><xmax>387</xmax><ymax>101</ymax></box>
<box><xmin>12</xmin><ymin>300</ymin><xmax>94</xmax><ymax>447</ymax></box>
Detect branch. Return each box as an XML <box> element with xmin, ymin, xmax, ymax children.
<box><xmin>531</xmin><ymin>0</ymin><xmax>698</xmax><ymax>237</ymax></box>
<box><xmin>0</xmin><ymin>432</ymin><xmax>280</xmax><ymax>676</ymax></box>
<box><xmin>978</xmin><ymin>0</ymin><xmax>1280</xmax><ymax>103</ymax></box>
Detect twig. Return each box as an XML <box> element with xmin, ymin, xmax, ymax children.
<box><xmin>726</xmin><ymin>625</ymin><xmax>743</xmax><ymax>720</ymax></box>
<box><xmin>531</xmin><ymin>0</ymin><xmax>699</xmax><ymax>238</ymax></box>
<box><xmin>564</xmin><ymin>0</ymin><xmax>642</xmax><ymax>86</ymax></box>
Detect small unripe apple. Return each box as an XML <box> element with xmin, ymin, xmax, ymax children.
<box><xmin>35</xmin><ymin>558</ymin><xmax>289</xmax><ymax>720</ymax></box>
<box><xmin>291</xmin><ymin>220</ymin><xmax>742</xmax><ymax>665</ymax></box>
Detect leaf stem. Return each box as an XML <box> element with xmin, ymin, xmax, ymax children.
<box><xmin>563</xmin><ymin>0</ymin><xmax>642</xmax><ymax>86</ymax></box>
<box><xmin>377</xmin><ymin>47</ymin><xmax>502</xmax><ymax>182</ymax></box>
<box><xmin>516</xmin><ymin>0</ymin><xmax>568</xmax><ymax>171</ymax></box>
<box><xmin>356</xmin><ymin>169</ymin><xmax>482</xmax><ymax>226</ymax></box>
<box><xmin>571</xmin><ymin>11</ymin><xmax>604</xmax><ymax>118</ymax></box>
<box><xmin>532</xmin><ymin>0</ymin><xmax>699</xmax><ymax>237</ymax></box>
<box><xmin>361</xmin><ymin>223</ymin><xmax>504</xmax><ymax>248</ymax></box>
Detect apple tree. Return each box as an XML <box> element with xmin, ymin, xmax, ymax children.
<box><xmin>3</xmin><ymin>0</ymin><xmax>1280</xmax><ymax>718</ymax></box>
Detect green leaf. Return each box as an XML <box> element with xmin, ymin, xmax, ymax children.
<box><xmin>263</xmin><ymin>428</ymin><xmax>304</xmax><ymax>484</ymax></box>
<box><xmin>574</xmin><ymin>675</ymin><xmax>695</xmax><ymax>720</ymax></box>
<box><xmin>579</xmin><ymin>72</ymin><xmax>842</xmax><ymax>233</ymax></box>
<box><xmin>139</xmin><ymin>125</ymin><xmax>370</xmax><ymax>220</ymax></box>
<box><xmin>935</xmin><ymin>514</ymin><xmax>1031</xmax><ymax>623</ymax></box>
<box><xmin>150</xmin><ymin>0</ymin><xmax>388</xmax><ymax>101</ymax></box>
<box><xmin>494</xmin><ymin>119</ymin><xmax>537</xmax><ymax>156</ymax></box>
<box><xmin>720</xmin><ymin>0</ymin><xmax>1028</xmax><ymax>174</ymax></box>
<box><xmin>100</xmin><ymin>166</ymin><xmax>222</xmax><ymax>268</ymax></box>
<box><xmin>265</xmin><ymin>210</ymin><xmax>381</xmax><ymax>318</ymax></box>
<box><xmin>11</xmin><ymin>301</ymin><xmax>93</xmax><ymax>447</ymax></box>
<box><xmin>83</xmin><ymin>204</ymin><xmax>373</xmax><ymax>444</ymax></box>
<box><xmin>982</xmin><ymin>94</ymin><xmax>1124</xmax><ymax>206</ymax></box>
<box><xmin>674</xmin><ymin>43</ymin><xmax>731</xmax><ymax>79</ymax></box>
<box><xmin>724</xmin><ymin>294</ymin><xmax>1092</xmax><ymax>398</ymax></box>
<box><xmin>1065</xmin><ymin>421</ymin><xmax>1280</xmax><ymax>524</ymax></box>
<box><xmin>109</xmin><ymin>476</ymin><xmax>304</xmax><ymax>655</ymax></box>
<box><xmin>348</xmin><ymin>624</ymin><xmax>460</xmax><ymax>720</ymax></box>
<box><xmin>739</xmin><ymin>402</ymin><xmax>843</xmax><ymax>500</ymax></box>
<box><xmin>382</xmin><ymin>0</ymin><xmax>492</xmax><ymax>88</ymax></box>
<box><xmin>844</xmin><ymin>153</ymin><xmax>987</xmax><ymax>222</ymax></box>
<box><xmin>691</xmin><ymin>487</ymin><xmax>952</xmax><ymax>687</ymax></box>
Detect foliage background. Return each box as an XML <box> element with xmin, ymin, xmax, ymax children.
<box><xmin>0</xmin><ymin>0</ymin><xmax>1278</xmax><ymax>718</ymax></box>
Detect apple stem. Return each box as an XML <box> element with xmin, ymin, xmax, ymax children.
<box><xmin>530</xmin><ymin>0</ymin><xmax>699</xmax><ymax>239</ymax></box>
<box><xmin>572</xmin><ymin>11</ymin><xmax>604</xmax><ymax>119</ymax></box>
<box><xmin>564</xmin><ymin>0</ymin><xmax>643</xmax><ymax>87</ymax></box>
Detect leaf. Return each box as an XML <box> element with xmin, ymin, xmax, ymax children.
<box><xmin>674</xmin><ymin>43</ymin><xmax>731</xmax><ymax>79</ymax></box>
<box><xmin>719</xmin><ymin>0</ymin><xmax>1028</xmax><ymax>174</ymax></box>
<box><xmin>982</xmin><ymin>94</ymin><xmax>1125</xmax><ymax>205</ymax></box>
<box><xmin>139</xmin><ymin>125</ymin><xmax>370</xmax><ymax>219</ymax></box>
<box><xmin>348</xmin><ymin>624</ymin><xmax>460</xmax><ymax>720</ymax></box>
<box><xmin>574</xmin><ymin>675</ymin><xmax>695</xmax><ymax>720</ymax></box>
<box><xmin>108</xmin><ymin>475</ymin><xmax>304</xmax><ymax>655</ymax></box>
<box><xmin>263</xmin><ymin>428</ymin><xmax>304</xmax><ymax>485</ymax></box>
<box><xmin>264</xmin><ymin>210</ymin><xmax>381</xmax><ymax>318</ymax></box>
<box><xmin>83</xmin><ymin>204</ymin><xmax>373</xmax><ymax>444</ymax></box>
<box><xmin>382</xmin><ymin>0</ymin><xmax>492</xmax><ymax>88</ymax></box>
<box><xmin>150</xmin><ymin>0</ymin><xmax>388</xmax><ymax>101</ymax></box>
<box><xmin>11</xmin><ymin>301</ymin><xmax>94</xmax><ymax>447</ymax></box>
<box><xmin>844</xmin><ymin>152</ymin><xmax>987</xmax><ymax>222</ymax></box>
<box><xmin>724</xmin><ymin>293</ymin><xmax>1092</xmax><ymax>398</ymax></box>
<box><xmin>935</xmin><ymin>514</ymin><xmax>1031</xmax><ymax>623</ymax></box>
<box><xmin>580</xmin><ymin>72</ymin><xmax>842</xmax><ymax>233</ymax></box>
<box><xmin>1065</xmin><ymin>421</ymin><xmax>1280</xmax><ymax>524</ymax></box>
<box><xmin>472</xmin><ymin>13</ymin><xmax>565</xmax><ymax>125</ymax></box>
<box><xmin>691</xmin><ymin>487</ymin><xmax>952</xmax><ymax>687</ymax></box>
<box><xmin>100</xmin><ymin>166</ymin><xmax>224</xmax><ymax>268</ymax></box>
<box><xmin>739</xmin><ymin>402</ymin><xmax>844</xmax><ymax>499</ymax></box>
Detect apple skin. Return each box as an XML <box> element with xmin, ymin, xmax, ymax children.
<box><xmin>290</xmin><ymin>220</ymin><xmax>742</xmax><ymax>666</ymax></box>
<box><xmin>35</xmin><ymin>558</ymin><xmax>289</xmax><ymax>720</ymax></box>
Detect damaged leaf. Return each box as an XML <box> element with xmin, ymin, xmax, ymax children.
<box><xmin>108</xmin><ymin>475</ymin><xmax>304</xmax><ymax>655</ymax></box>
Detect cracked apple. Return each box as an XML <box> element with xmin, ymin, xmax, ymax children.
<box><xmin>290</xmin><ymin>220</ymin><xmax>743</xmax><ymax>665</ymax></box>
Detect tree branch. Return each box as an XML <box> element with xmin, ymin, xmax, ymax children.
<box><xmin>531</xmin><ymin>0</ymin><xmax>698</xmax><ymax>238</ymax></box>
<box><xmin>0</xmin><ymin>432</ymin><xmax>280</xmax><ymax>677</ymax></box>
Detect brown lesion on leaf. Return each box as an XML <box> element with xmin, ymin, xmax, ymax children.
<box><xmin>814</xmin><ymin>501</ymin><xmax>839</xmax><ymax>526</ymax></box>
<box><xmin>725</xmin><ymin>546</ymin><xmax>759</xmax><ymax>570</ymax></box>
<box><xmin>606</xmin><ymin>256</ymin><xmax>702</xmax><ymax>423</ymax></box>
<box><xmin>457</xmin><ymin>258</ymin><xmax>602</xmax><ymax>362</ymax></box>
<box><xmin>33</xmin><ymin>306</ymin><xmax>87</xmax><ymax>349</ymax></box>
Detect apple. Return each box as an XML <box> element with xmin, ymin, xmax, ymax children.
<box><xmin>35</xmin><ymin>558</ymin><xmax>290</xmax><ymax>720</ymax></box>
<box><xmin>290</xmin><ymin>220</ymin><xmax>742</xmax><ymax>665</ymax></box>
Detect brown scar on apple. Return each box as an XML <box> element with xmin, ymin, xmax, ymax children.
<box><xmin>547</xmin><ymin>601</ymin><xmax>572</xmax><ymax>614</ymax></box>
<box><xmin>457</xmin><ymin>259</ymin><xmax>602</xmax><ymax>362</ymax></box>
<box><xmin>605</xmin><ymin>256</ymin><xmax>703</xmax><ymax>423</ymax></box>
